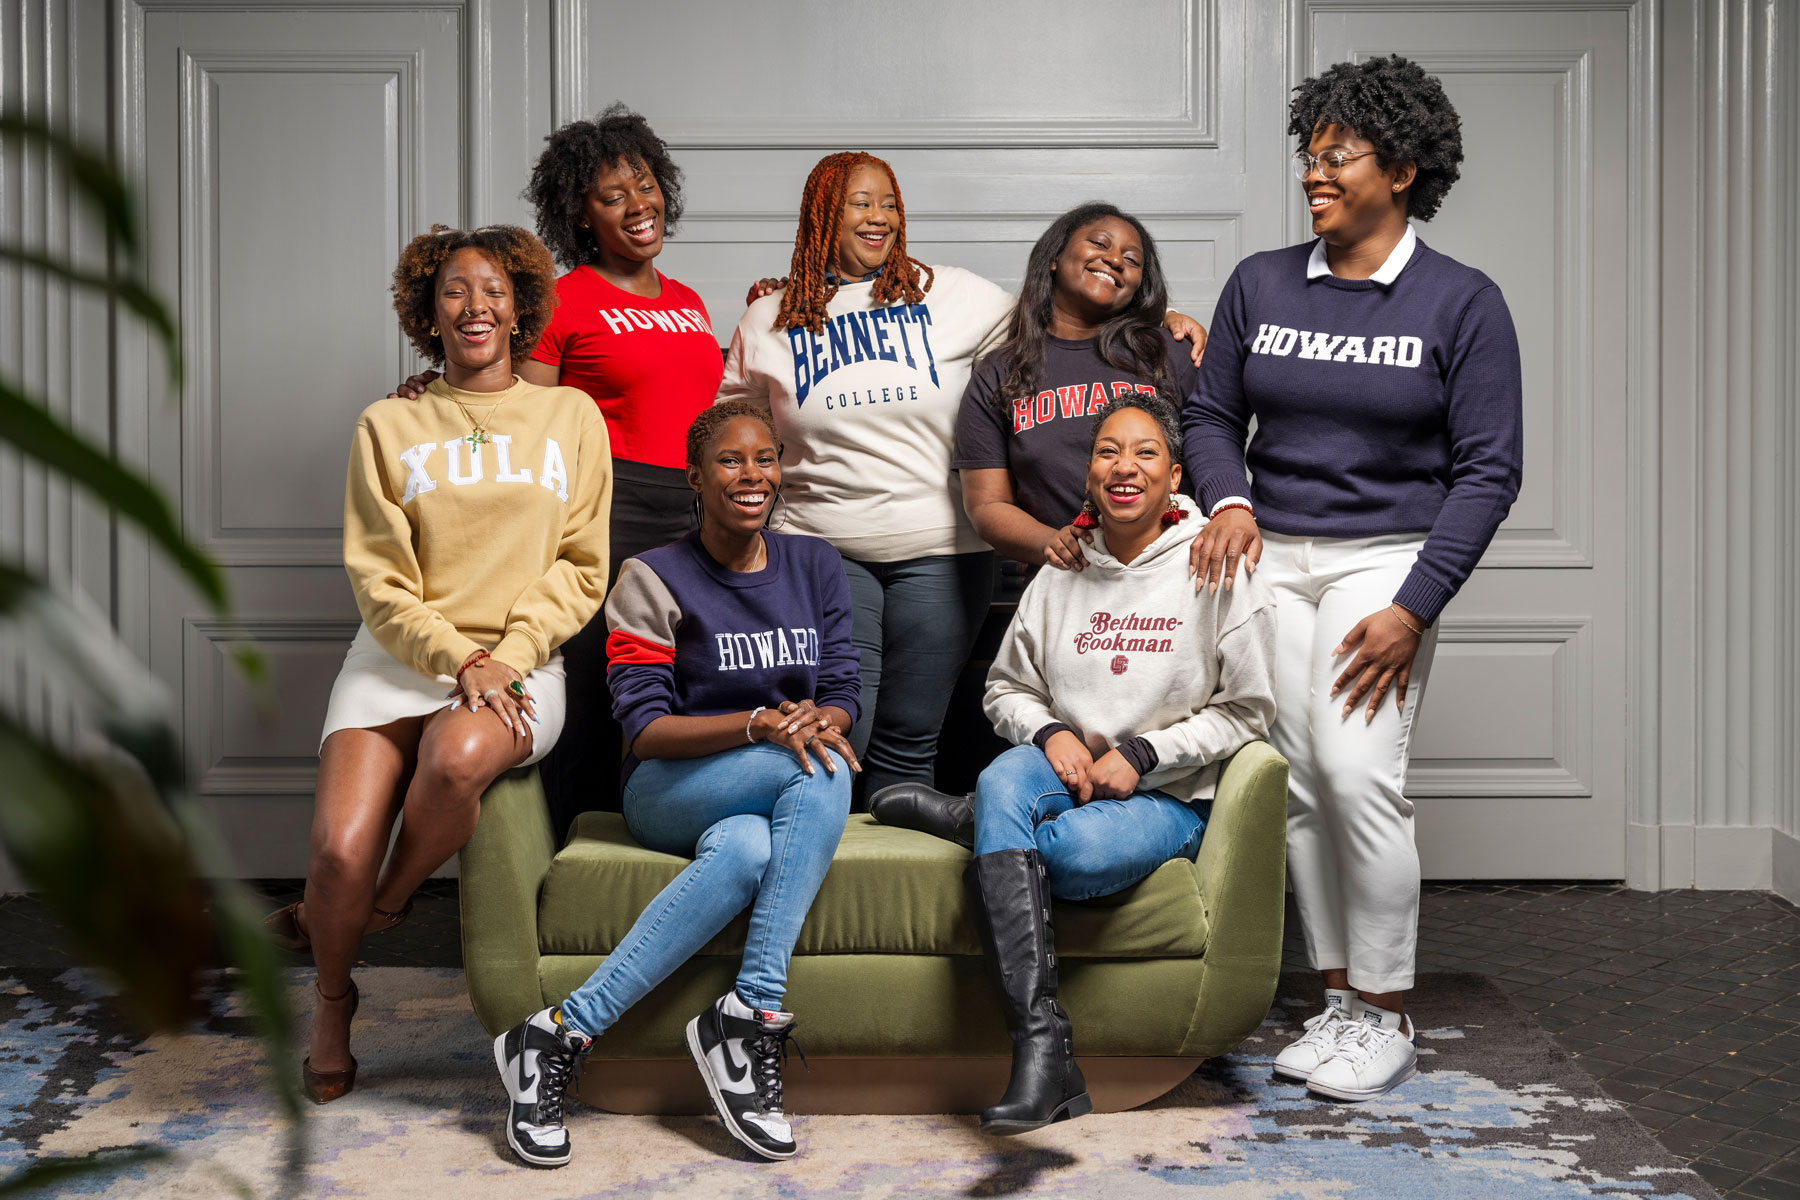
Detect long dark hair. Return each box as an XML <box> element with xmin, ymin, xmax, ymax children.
<box><xmin>988</xmin><ymin>202</ymin><xmax>1174</xmax><ymax>414</ymax></box>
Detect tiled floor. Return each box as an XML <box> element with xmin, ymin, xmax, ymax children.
<box><xmin>3</xmin><ymin>882</ymin><xmax>1796</xmax><ymax>1198</ymax></box>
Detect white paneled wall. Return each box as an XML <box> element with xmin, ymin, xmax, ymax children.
<box><xmin>0</xmin><ymin>0</ymin><xmax>1795</xmax><ymax>893</ymax></box>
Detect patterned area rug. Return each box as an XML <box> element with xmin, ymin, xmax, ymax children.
<box><xmin>2</xmin><ymin>968</ymin><xmax>1718</xmax><ymax>1198</ymax></box>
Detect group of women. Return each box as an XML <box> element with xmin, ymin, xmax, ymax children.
<box><xmin>271</xmin><ymin>52</ymin><xmax>1523</xmax><ymax>1168</ymax></box>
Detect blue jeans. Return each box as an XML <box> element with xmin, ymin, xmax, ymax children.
<box><xmin>841</xmin><ymin>551</ymin><xmax>993</xmax><ymax>799</ymax></box>
<box><xmin>973</xmin><ymin>744</ymin><xmax>1209</xmax><ymax>902</ymax></box>
<box><xmin>557</xmin><ymin>742</ymin><xmax>852</xmax><ymax>1038</ymax></box>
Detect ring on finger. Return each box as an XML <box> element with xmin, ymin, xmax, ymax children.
<box><xmin>482</xmin><ymin>688</ymin><xmax>500</xmax><ymax>700</ymax></box>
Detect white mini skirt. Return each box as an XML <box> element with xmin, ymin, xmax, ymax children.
<box><xmin>319</xmin><ymin>624</ymin><xmax>567</xmax><ymax>766</ymax></box>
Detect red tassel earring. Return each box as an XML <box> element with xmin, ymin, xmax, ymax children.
<box><xmin>1160</xmin><ymin>495</ymin><xmax>1188</xmax><ymax>526</ymax></box>
<box><xmin>1072</xmin><ymin>497</ymin><xmax>1099</xmax><ymax>529</ymax></box>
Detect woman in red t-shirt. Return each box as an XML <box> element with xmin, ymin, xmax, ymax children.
<box><xmin>396</xmin><ymin>105</ymin><xmax>721</xmax><ymax>831</ymax></box>
<box><xmin>522</xmin><ymin>105</ymin><xmax>723</xmax><ymax>829</ymax></box>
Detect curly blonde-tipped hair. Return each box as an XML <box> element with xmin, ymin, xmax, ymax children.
<box><xmin>391</xmin><ymin>224</ymin><xmax>559</xmax><ymax>364</ymax></box>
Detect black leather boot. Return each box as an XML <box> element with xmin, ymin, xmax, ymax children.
<box><xmin>966</xmin><ymin>849</ymin><xmax>1093</xmax><ymax>1134</ymax></box>
<box><xmin>869</xmin><ymin>783</ymin><xmax>975</xmax><ymax>849</ymax></box>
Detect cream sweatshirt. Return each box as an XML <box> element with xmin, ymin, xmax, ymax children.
<box><xmin>342</xmin><ymin>375</ymin><xmax>611</xmax><ymax>679</ymax></box>
<box><xmin>716</xmin><ymin>265</ymin><xmax>1016</xmax><ymax>562</ymax></box>
<box><xmin>984</xmin><ymin>495</ymin><xmax>1278</xmax><ymax>801</ymax></box>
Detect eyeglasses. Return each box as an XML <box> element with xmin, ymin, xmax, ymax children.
<box><xmin>1291</xmin><ymin>149</ymin><xmax>1379</xmax><ymax>182</ymax></box>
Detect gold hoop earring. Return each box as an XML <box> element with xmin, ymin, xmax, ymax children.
<box><xmin>429</xmin><ymin>325</ymin><xmax>438</xmax><ymax>337</ymax></box>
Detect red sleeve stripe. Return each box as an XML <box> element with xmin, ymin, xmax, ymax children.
<box><xmin>606</xmin><ymin>629</ymin><xmax>676</xmax><ymax>669</ymax></box>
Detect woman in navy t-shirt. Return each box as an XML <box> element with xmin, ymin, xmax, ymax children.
<box><xmin>953</xmin><ymin>202</ymin><xmax>1200</xmax><ymax>568</ymax></box>
<box><xmin>871</xmin><ymin>203</ymin><xmax>1201</xmax><ymax>845</ymax></box>
<box><xmin>488</xmin><ymin>402</ymin><xmax>860</xmax><ymax>1170</ymax></box>
<box><xmin>1183</xmin><ymin>56</ymin><xmax>1523</xmax><ymax>1104</ymax></box>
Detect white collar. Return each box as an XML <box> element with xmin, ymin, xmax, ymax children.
<box><xmin>1306</xmin><ymin>224</ymin><xmax>1417</xmax><ymax>285</ymax></box>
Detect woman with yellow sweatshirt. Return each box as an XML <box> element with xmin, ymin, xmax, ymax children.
<box><xmin>266</xmin><ymin>225</ymin><xmax>611</xmax><ymax>1103</ymax></box>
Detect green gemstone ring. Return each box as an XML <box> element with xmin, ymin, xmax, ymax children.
<box><xmin>508</xmin><ymin>680</ymin><xmax>525</xmax><ymax>697</ymax></box>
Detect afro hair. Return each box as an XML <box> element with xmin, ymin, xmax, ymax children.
<box><xmin>1288</xmin><ymin>55</ymin><xmax>1463</xmax><ymax>222</ymax></box>
<box><xmin>390</xmin><ymin>225</ymin><xmax>559</xmax><ymax>365</ymax></box>
<box><xmin>526</xmin><ymin>103</ymin><xmax>685</xmax><ymax>271</ymax></box>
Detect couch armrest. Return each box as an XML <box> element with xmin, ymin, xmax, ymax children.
<box><xmin>459</xmin><ymin>767</ymin><xmax>557</xmax><ymax>1036</ymax></box>
<box><xmin>1179</xmin><ymin>740</ymin><xmax>1290</xmax><ymax>1058</ymax></box>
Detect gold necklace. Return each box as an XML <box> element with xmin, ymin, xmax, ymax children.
<box><xmin>446</xmin><ymin>385</ymin><xmax>513</xmax><ymax>449</ymax></box>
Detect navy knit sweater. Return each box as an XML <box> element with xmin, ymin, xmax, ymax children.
<box><xmin>1182</xmin><ymin>239</ymin><xmax>1523</xmax><ymax>624</ymax></box>
<box><xmin>604</xmin><ymin>530</ymin><xmax>861</xmax><ymax>778</ymax></box>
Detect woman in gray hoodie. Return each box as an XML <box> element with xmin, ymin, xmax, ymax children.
<box><xmin>954</xmin><ymin>395</ymin><xmax>1277</xmax><ymax>1136</ymax></box>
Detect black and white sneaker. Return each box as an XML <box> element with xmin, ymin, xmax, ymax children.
<box><xmin>686</xmin><ymin>991</ymin><xmax>801</xmax><ymax>1160</ymax></box>
<box><xmin>493</xmin><ymin>1006</ymin><xmax>593</xmax><ymax>1168</ymax></box>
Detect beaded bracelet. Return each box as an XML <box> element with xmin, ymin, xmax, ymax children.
<box><xmin>1388</xmin><ymin>604</ymin><xmax>1426</xmax><ymax>636</ymax></box>
<box><xmin>455</xmin><ymin>649</ymin><xmax>490</xmax><ymax>682</ymax></box>
<box><xmin>1211</xmin><ymin>502</ymin><xmax>1255</xmax><ymax>519</ymax></box>
<box><xmin>745</xmin><ymin>705</ymin><xmax>767</xmax><ymax>744</ymax></box>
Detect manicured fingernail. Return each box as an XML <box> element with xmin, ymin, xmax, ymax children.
<box><xmin>1223</xmin><ymin>577</ymin><xmax>1233</xmax><ymax>590</ymax></box>
<box><xmin>450</xmin><ymin>699</ymin><xmax>462</xmax><ymax>710</ymax></box>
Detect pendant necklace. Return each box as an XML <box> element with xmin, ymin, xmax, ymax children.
<box><xmin>448</xmin><ymin>386</ymin><xmax>512</xmax><ymax>449</ymax></box>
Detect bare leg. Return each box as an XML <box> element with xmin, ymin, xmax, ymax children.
<box><xmin>1321</xmin><ymin>968</ymin><xmax>1405</xmax><ymax>1018</ymax></box>
<box><xmin>371</xmin><ymin>703</ymin><xmax>530</xmax><ymax>915</ymax></box>
<box><xmin>305</xmin><ymin>720</ymin><xmax>420</xmax><ymax>1072</ymax></box>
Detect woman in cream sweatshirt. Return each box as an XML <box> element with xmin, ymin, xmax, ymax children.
<box><xmin>268</xmin><ymin>225</ymin><xmax>610</xmax><ymax>1104</ymax></box>
<box><xmin>956</xmin><ymin>395</ymin><xmax>1276</xmax><ymax>1137</ymax></box>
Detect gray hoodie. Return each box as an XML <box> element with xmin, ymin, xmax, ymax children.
<box><xmin>983</xmin><ymin>494</ymin><xmax>1278</xmax><ymax>802</ymax></box>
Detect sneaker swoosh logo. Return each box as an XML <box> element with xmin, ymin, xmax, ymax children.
<box><xmin>706</xmin><ymin>1039</ymin><xmax>750</xmax><ymax>1089</ymax></box>
<box><xmin>721</xmin><ymin>1042</ymin><xmax>749</xmax><ymax>1085</ymax></box>
<box><xmin>518</xmin><ymin>1061</ymin><xmax>538</xmax><ymax>1094</ymax></box>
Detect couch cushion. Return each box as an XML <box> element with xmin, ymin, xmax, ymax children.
<box><xmin>537</xmin><ymin>814</ymin><xmax>1208</xmax><ymax>959</ymax></box>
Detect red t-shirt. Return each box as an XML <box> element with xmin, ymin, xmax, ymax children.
<box><xmin>531</xmin><ymin>268</ymin><xmax>724</xmax><ymax>468</ymax></box>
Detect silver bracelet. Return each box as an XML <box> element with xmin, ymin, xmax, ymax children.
<box><xmin>745</xmin><ymin>705</ymin><xmax>766</xmax><ymax>743</ymax></box>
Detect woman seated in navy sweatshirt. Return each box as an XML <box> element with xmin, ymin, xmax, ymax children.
<box><xmin>490</xmin><ymin>400</ymin><xmax>860</xmax><ymax>1169</ymax></box>
<box><xmin>1183</xmin><ymin>56</ymin><xmax>1523</xmax><ymax>1104</ymax></box>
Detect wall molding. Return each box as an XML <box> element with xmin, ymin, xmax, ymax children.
<box><xmin>1405</xmin><ymin>617</ymin><xmax>1593</xmax><ymax>798</ymax></box>
<box><xmin>1630</xmin><ymin>0</ymin><xmax>1794</xmax><ymax>889</ymax></box>
<box><xmin>553</xmin><ymin>0</ymin><xmax>1218</xmax><ymax>148</ymax></box>
<box><xmin>177</xmin><ymin>47</ymin><xmax>424</xmax><ymax>566</ymax></box>
<box><xmin>1775</xmin><ymin>828</ymin><xmax>1800</xmax><ymax>906</ymax></box>
<box><xmin>182</xmin><ymin>618</ymin><xmax>359</xmax><ymax>795</ymax></box>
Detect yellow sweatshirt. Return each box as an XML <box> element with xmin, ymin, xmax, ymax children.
<box><xmin>343</xmin><ymin>375</ymin><xmax>612</xmax><ymax>679</ymax></box>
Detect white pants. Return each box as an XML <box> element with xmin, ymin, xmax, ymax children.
<box><xmin>1260</xmin><ymin>531</ymin><xmax>1438</xmax><ymax>994</ymax></box>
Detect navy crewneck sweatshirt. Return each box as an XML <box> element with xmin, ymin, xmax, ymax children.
<box><xmin>604</xmin><ymin>529</ymin><xmax>861</xmax><ymax>779</ymax></box>
<box><xmin>1182</xmin><ymin>238</ymin><xmax>1522</xmax><ymax>624</ymax></box>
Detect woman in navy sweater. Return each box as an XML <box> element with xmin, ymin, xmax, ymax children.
<box><xmin>1183</xmin><ymin>56</ymin><xmax>1522</xmax><ymax>1102</ymax></box>
<box><xmin>490</xmin><ymin>401</ymin><xmax>860</xmax><ymax>1169</ymax></box>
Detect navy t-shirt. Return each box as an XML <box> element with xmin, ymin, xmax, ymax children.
<box><xmin>1182</xmin><ymin>239</ymin><xmax>1522</xmax><ymax>624</ymax></box>
<box><xmin>954</xmin><ymin>329</ymin><xmax>1197</xmax><ymax>529</ymax></box>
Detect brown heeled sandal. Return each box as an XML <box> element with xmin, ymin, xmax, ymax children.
<box><xmin>265</xmin><ymin>898</ymin><xmax>414</xmax><ymax>956</ymax></box>
<box><xmin>303</xmin><ymin>979</ymin><xmax>361</xmax><ymax>1105</ymax></box>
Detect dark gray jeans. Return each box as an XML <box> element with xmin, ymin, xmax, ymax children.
<box><xmin>840</xmin><ymin>550</ymin><xmax>993</xmax><ymax>805</ymax></box>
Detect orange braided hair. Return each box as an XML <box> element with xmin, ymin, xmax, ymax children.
<box><xmin>774</xmin><ymin>151</ymin><xmax>933</xmax><ymax>333</ymax></box>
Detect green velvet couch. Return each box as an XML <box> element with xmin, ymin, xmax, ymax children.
<box><xmin>459</xmin><ymin>741</ymin><xmax>1289</xmax><ymax>1115</ymax></box>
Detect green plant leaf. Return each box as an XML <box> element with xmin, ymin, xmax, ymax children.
<box><xmin>0</xmin><ymin>717</ymin><xmax>213</xmax><ymax>1032</ymax></box>
<box><xmin>0</xmin><ymin>1147</ymin><xmax>171</xmax><ymax>1197</ymax></box>
<box><xmin>185</xmin><ymin>825</ymin><xmax>309</xmax><ymax>1145</ymax></box>
<box><xmin>0</xmin><ymin>244</ymin><xmax>181</xmax><ymax>387</ymax></box>
<box><xmin>0</xmin><ymin>381</ymin><xmax>225</xmax><ymax>609</ymax></box>
<box><xmin>0</xmin><ymin>113</ymin><xmax>141</xmax><ymax>263</ymax></box>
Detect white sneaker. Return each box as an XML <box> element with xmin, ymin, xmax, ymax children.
<box><xmin>1306</xmin><ymin>1004</ymin><xmax>1417</xmax><ymax>1101</ymax></box>
<box><xmin>1272</xmin><ymin>989</ymin><xmax>1361</xmax><ymax>1082</ymax></box>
